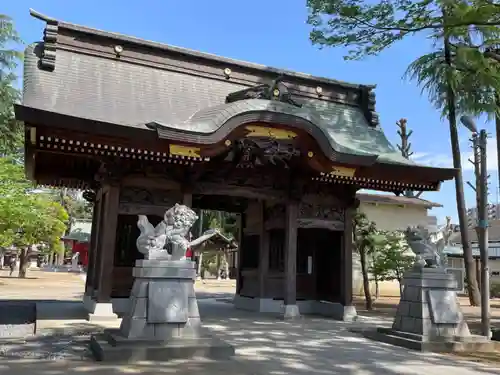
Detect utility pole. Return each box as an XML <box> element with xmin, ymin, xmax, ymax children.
<box><xmin>463</xmin><ymin>115</ymin><xmax>491</xmax><ymax>338</ymax></box>
<box><xmin>477</xmin><ymin>130</ymin><xmax>491</xmax><ymax>338</ymax></box>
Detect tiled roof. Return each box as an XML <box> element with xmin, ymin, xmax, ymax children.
<box><xmin>22</xmin><ymin>11</ymin><xmax>410</xmax><ymax>167</ymax></box>
<box><xmin>356</xmin><ymin>193</ymin><xmax>442</xmax><ymax>208</ymax></box>
<box><xmin>62</xmin><ymin>220</ymin><xmax>92</xmax><ymax>242</ymax></box>
<box><xmin>449</xmin><ymin>219</ymin><xmax>500</xmax><ymax>243</ymax></box>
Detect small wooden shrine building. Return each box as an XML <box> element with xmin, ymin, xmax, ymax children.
<box><xmin>16</xmin><ymin>10</ymin><xmax>456</xmax><ymax>320</ymax></box>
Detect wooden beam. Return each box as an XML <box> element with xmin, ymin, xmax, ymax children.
<box><xmin>340</xmin><ymin>206</ymin><xmax>354</xmax><ymax>307</ymax></box>
<box><xmin>122</xmin><ymin>175</ymin><xmax>180</xmax><ymax>190</ymax></box>
<box><xmin>85</xmin><ymin>197</ymin><xmax>101</xmax><ymax>295</ymax></box>
<box><xmin>284</xmin><ymin>200</ymin><xmax>299</xmax><ymax>306</ymax></box>
<box><xmin>96</xmin><ymin>185</ymin><xmax>120</xmax><ymax>302</ymax></box>
<box><xmin>194</xmin><ymin>182</ymin><xmax>284</xmax><ymax>201</ymax></box>
<box><xmin>183</xmin><ymin>191</ymin><xmax>193</xmax><ymax>207</ymax></box>
<box><xmin>258</xmin><ymin>201</ymin><xmax>269</xmax><ymax>298</ymax></box>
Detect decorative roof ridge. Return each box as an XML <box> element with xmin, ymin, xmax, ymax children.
<box><xmin>28</xmin><ymin>9</ymin><xmax>376</xmax><ymax>91</ymax></box>
<box><xmin>30</xmin><ymin>9</ymin><xmax>58</xmax><ymax>71</ymax></box>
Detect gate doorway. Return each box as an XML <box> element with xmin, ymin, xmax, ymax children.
<box><xmin>312</xmin><ymin>229</ymin><xmax>342</xmax><ymax>302</ymax></box>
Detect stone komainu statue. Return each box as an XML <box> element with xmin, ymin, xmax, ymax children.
<box><xmin>404</xmin><ymin>225</ymin><xmax>446</xmax><ymax>269</ymax></box>
<box><xmin>136</xmin><ymin>203</ymin><xmax>224</xmax><ymax>261</ymax></box>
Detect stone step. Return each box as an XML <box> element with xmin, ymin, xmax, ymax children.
<box><xmin>361</xmin><ymin>329</ymin><xmax>423</xmax><ymax>351</ymax></box>
<box><xmin>376</xmin><ymin>327</ymin><xmax>422</xmax><ymax>342</ymax></box>
<box><xmin>357</xmin><ymin>328</ymin><xmax>496</xmax><ymax>353</ymax></box>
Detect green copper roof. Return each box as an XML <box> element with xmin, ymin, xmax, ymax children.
<box><xmin>154</xmin><ymin>98</ymin><xmax>413</xmax><ymax>166</ymax></box>
<box><xmin>62</xmin><ymin>220</ymin><xmax>91</xmax><ymax>242</ymax></box>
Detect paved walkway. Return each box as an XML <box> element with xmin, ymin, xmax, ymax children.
<box><xmin>0</xmin><ymin>270</ymin><xmax>499</xmax><ymax>374</ymax></box>
<box><xmin>0</xmin><ymin>299</ymin><xmax>497</xmax><ymax>374</ymax></box>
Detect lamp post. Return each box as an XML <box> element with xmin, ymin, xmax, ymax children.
<box><xmin>461</xmin><ymin>115</ymin><xmax>491</xmax><ymax>338</ymax></box>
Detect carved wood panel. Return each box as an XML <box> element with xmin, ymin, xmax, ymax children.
<box><xmin>119</xmin><ymin>187</ymin><xmax>180</xmax><ymax>206</ymax></box>
<box><xmin>299</xmin><ymin>202</ymin><xmax>345</xmax><ymax>222</ymax></box>
<box><xmin>264</xmin><ymin>200</ymin><xmax>345</xmax><ymax>230</ymax></box>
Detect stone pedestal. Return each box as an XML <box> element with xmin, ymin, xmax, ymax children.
<box><xmin>357</xmin><ymin>267</ymin><xmax>492</xmax><ymax>352</ymax></box>
<box><xmin>90</xmin><ymin>260</ymin><xmax>234</xmax><ymax>362</ymax></box>
<box><xmin>283</xmin><ymin>304</ymin><xmax>300</xmax><ymax>320</ymax></box>
<box><xmin>391</xmin><ymin>268</ymin><xmax>470</xmax><ymax>339</ymax></box>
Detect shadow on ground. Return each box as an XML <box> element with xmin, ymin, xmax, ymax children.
<box><xmin>354</xmin><ymin>298</ymin><xmax>500</xmax><ymax>335</ymax></box>
<box><xmin>0</xmin><ymin>276</ymin><xmax>38</xmax><ymax>280</ymax></box>
<box><xmin>0</xmin><ymin>298</ymin><xmax>498</xmax><ymax>374</ymax></box>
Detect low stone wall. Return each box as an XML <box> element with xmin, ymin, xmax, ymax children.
<box><xmin>0</xmin><ymin>301</ymin><xmax>36</xmax><ymax>338</ymax></box>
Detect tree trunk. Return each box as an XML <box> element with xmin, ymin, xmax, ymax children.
<box><xmin>444</xmin><ymin>33</ymin><xmax>481</xmax><ymax>306</ymax></box>
<box><xmin>197</xmin><ymin>252</ymin><xmax>203</xmax><ymax>278</ymax></box>
<box><xmin>216</xmin><ymin>253</ymin><xmax>222</xmax><ymax>280</ymax></box>
<box><xmin>359</xmin><ymin>248</ymin><xmax>373</xmax><ymax>310</ymax></box>
<box><xmin>18</xmin><ymin>248</ymin><xmax>30</xmax><ymax>278</ymax></box>
<box><xmin>223</xmin><ymin>251</ymin><xmax>229</xmax><ymax>277</ymax></box>
<box><xmin>374</xmin><ymin>278</ymin><xmax>380</xmax><ymax>301</ymax></box>
<box><xmin>398</xmin><ymin>279</ymin><xmax>404</xmax><ymax>297</ymax></box>
<box><xmin>496</xmin><ymin>93</ymin><xmax>500</xmax><ymax>207</ymax></box>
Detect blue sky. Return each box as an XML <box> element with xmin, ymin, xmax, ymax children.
<box><xmin>5</xmin><ymin>1</ymin><xmax>498</xmax><ymax>224</ymax></box>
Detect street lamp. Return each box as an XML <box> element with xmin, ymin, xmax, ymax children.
<box><xmin>461</xmin><ymin>115</ymin><xmax>490</xmax><ymax>338</ymax></box>
<box><xmin>460</xmin><ymin>115</ymin><xmax>479</xmax><ymax>134</ymax></box>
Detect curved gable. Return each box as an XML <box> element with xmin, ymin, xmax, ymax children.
<box><xmin>148</xmin><ymin>98</ymin><xmax>413</xmax><ymax>166</ymax></box>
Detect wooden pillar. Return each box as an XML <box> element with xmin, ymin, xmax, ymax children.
<box><xmin>236</xmin><ymin>213</ymin><xmax>245</xmax><ymax>294</ymax></box>
<box><xmin>85</xmin><ymin>197</ymin><xmax>101</xmax><ymax>295</ymax></box>
<box><xmin>95</xmin><ymin>185</ymin><xmax>120</xmax><ymax>302</ymax></box>
<box><xmin>340</xmin><ymin>207</ymin><xmax>354</xmax><ymax>307</ymax></box>
<box><xmin>182</xmin><ymin>191</ymin><xmax>193</xmax><ymax>207</ymax></box>
<box><xmin>91</xmin><ymin>192</ymin><xmax>104</xmax><ymax>296</ymax></box>
<box><xmin>284</xmin><ymin>200</ymin><xmax>299</xmax><ymax>318</ymax></box>
<box><xmin>258</xmin><ymin>201</ymin><xmax>270</xmax><ymax>298</ymax></box>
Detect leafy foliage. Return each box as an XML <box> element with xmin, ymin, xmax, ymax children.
<box><xmin>306</xmin><ymin>0</ymin><xmax>489</xmax><ymax>306</ymax></box>
<box><xmin>196</xmin><ymin>210</ymin><xmax>239</xmax><ymax>277</ymax></box>
<box><xmin>352</xmin><ymin>212</ymin><xmax>379</xmax><ymax>309</ymax></box>
<box><xmin>0</xmin><ymin>14</ymin><xmax>23</xmax><ymax>155</ymax></box>
<box><xmin>370</xmin><ymin>231</ymin><xmax>414</xmax><ymax>294</ymax></box>
<box><xmin>47</xmin><ymin>188</ymin><xmax>93</xmax><ymax>231</ymax></box>
<box><xmin>307</xmin><ymin>0</ymin><xmax>500</xmax><ymax>60</ymax></box>
<box><xmin>0</xmin><ymin>158</ymin><xmax>69</xmax><ymax>276</ymax></box>
<box><xmin>307</xmin><ymin>0</ymin><xmax>500</xmax><ymax>117</ymax></box>
<box><xmin>353</xmin><ymin>211</ymin><xmax>378</xmax><ymax>253</ymax></box>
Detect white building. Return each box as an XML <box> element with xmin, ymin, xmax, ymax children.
<box><xmin>467</xmin><ymin>204</ymin><xmax>500</xmax><ymax>228</ymax></box>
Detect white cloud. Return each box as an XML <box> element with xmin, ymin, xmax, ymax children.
<box><xmin>410</xmin><ymin>138</ymin><xmax>498</xmax><ymax>172</ymax></box>
<box><xmin>461</xmin><ymin>137</ymin><xmax>498</xmax><ymax>172</ymax></box>
<box><xmin>411</xmin><ymin>152</ymin><xmax>454</xmax><ymax>168</ymax></box>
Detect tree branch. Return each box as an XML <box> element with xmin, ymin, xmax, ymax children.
<box><xmin>344</xmin><ymin>15</ymin><xmax>500</xmax><ymax>33</ymax></box>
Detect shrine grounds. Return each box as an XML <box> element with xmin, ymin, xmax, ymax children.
<box><xmin>0</xmin><ymin>270</ymin><xmax>500</xmax><ymax>374</ymax></box>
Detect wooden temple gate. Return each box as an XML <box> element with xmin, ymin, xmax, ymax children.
<box><xmin>15</xmin><ymin>10</ymin><xmax>456</xmax><ymax>320</ymax></box>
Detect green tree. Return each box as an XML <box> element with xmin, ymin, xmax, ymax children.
<box><xmin>370</xmin><ymin>231</ymin><xmax>415</xmax><ymax>296</ymax></box>
<box><xmin>306</xmin><ymin>0</ymin><xmax>497</xmax><ymax>306</ymax></box>
<box><xmin>195</xmin><ymin>210</ymin><xmax>239</xmax><ymax>278</ymax></box>
<box><xmin>0</xmin><ymin>14</ymin><xmax>23</xmax><ymax>155</ymax></box>
<box><xmin>0</xmin><ymin>158</ymin><xmax>69</xmax><ymax>277</ymax></box>
<box><xmin>353</xmin><ymin>212</ymin><xmax>379</xmax><ymax>310</ymax></box>
<box><xmin>49</xmin><ymin>188</ymin><xmax>93</xmax><ymax>232</ymax></box>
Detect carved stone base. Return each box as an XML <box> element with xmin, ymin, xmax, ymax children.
<box><xmin>355</xmin><ymin>268</ymin><xmax>493</xmax><ymax>352</ymax></box>
<box><xmin>392</xmin><ymin>267</ymin><xmax>470</xmax><ymax>339</ymax></box>
<box><xmin>283</xmin><ymin>304</ymin><xmax>300</xmax><ymax>320</ymax></box>
<box><xmin>90</xmin><ymin>330</ymin><xmax>235</xmax><ymax>362</ymax></box>
<box><xmin>84</xmin><ymin>300</ymin><xmax>119</xmax><ymax>322</ymax></box>
<box><xmin>89</xmin><ymin>260</ymin><xmax>234</xmax><ymax>361</ymax></box>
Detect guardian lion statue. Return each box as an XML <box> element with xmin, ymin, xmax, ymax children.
<box><xmin>404</xmin><ymin>225</ymin><xmax>447</xmax><ymax>269</ymax></box>
<box><xmin>136</xmin><ymin>203</ymin><xmax>224</xmax><ymax>261</ymax></box>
